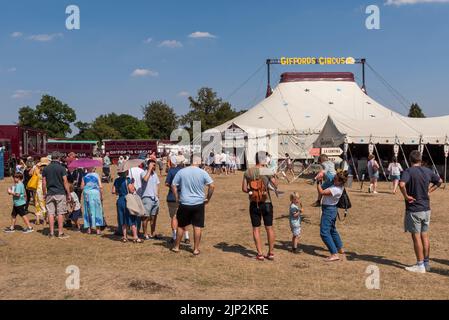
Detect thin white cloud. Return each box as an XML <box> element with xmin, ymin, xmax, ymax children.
<box><xmin>11</xmin><ymin>90</ymin><xmax>37</xmax><ymax>99</ymax></box>
<box><xmin>27</xmin><ymin>33</ymin><xmax>63</xmax><ymax>42</ymax></box>
<box><xmin>178</xmin><ymin>91</ymin><xmax>190</xmax><ymax>97</ymax></box>
<box><xmin>131</xmin><ymin>68</ymin><xmax>159</xmax><ymax>77</ymax></box>
<box><xmin>11</xmin><ymin>32</ymin><xmax>23</xmax><ymax>38</ymax></box>
<box><xmin>385</xmin><ymin>0</ymin><xmax>449</xmax><ymax>5</ymax></box>
<box><xmin>143</xmin><ymin>37</ymin><xmax>153</xmax><ymax>44</ymax></box>
<box><xmin>158</xmin><ymin>40</ymin><xmax>183</xmax><ymax>48</ymax></box>
<box><xmin>188</xmin><ymin>31</ymin><xmax>217</xmax><ymax>39</ymax></box>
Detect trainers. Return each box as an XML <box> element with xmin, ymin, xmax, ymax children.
<box><xmin>405</xmin><ymin>264</ymin><xmax>426</xmax><ymax>274</ymax></box>
<box><xmin>3</xmin><ymin>227</ymin><xmax>15</xmax><ymax>233</ymax></box>
<box><xmin>22</xmin><ymin>227</ymin><xmax>34</xmax><ymax>234</ymax></box>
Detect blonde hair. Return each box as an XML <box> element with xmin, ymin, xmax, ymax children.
<box><xmin>290</xmin><ymin>192</ymin><xmax>300</xmax><ymax>202</ymax></box>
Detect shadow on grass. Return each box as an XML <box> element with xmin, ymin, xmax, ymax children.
<box><xmin>344</xmin><ymin>251</ymin><xmax>407</xmax><ymax>269</ymax></box>
<box><xmin>275</xmin><ymin>241</ymin><xmax>328</xmax><ymax>258</ymax></box>
<box><xmin>214</xmin><ymin>242</ymin><xmax>257</xmax><ymax>258</ymax></box>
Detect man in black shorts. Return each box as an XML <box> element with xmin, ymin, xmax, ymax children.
<box><xmin>242</xmin><ymin>151</ymin><xmax>277</xmax><ymax>261</ymax></box>
<box><xmin>171</xmin><ymin>155</ymin><xmax>215</xmax><ymax>256</ymax></box>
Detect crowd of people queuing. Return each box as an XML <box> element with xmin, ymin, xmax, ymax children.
<box><xmin>4</xmin><ymin>147</ymin><xmax>443</xmax><ymax>273</ymax></box>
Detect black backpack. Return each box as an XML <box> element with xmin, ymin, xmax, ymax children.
<box><xmin>337</xmin><ymin>188</ymin><xmax>352</xmax><ymax>221</ymax></box>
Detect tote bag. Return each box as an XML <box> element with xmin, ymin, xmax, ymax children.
<box><xmin>125</xmin><ymin>179</ymin><xmax>145</xmax><ymax>217</ymax></box>
<box><xmin>26</xmin><ymin>170</ymin><xmax>39</xmax><ymax>191</ymax></box>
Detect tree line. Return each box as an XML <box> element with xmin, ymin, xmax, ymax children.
<box><xmin>18</xmin><ymin>89</ymin><xmax>426</xmax><ymax>140</ymax></box>
<box><xmin>18</xmin><ymin>87</ymin><xmax>246</xmax><ymax>140</ymax></box>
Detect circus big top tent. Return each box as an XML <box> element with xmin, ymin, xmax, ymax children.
<box><xmin>208</xmin><ymin>71</ymin><xmax>449</xmax><ymax>164</ymax></box>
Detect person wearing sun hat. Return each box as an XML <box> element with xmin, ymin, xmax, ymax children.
<box><xmin>32</xmin><ymin>157</ymin><xmax>50</xmax><ymax>225</ymax></box>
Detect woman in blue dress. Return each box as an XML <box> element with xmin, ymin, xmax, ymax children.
<box><xmin>112</xmin><ymin>167</ymin><xmax>141</xmax><ymax>243</ymax></box>
<box><xmin>81</xmin><ymin>168</ymin><xmax>104</xmax><ymax>235</ymax></box>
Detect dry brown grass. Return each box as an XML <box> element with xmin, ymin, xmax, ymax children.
<box><xmin>1</xmin><ymin>168</ymin><xmax>449</xmax><ymax>300</ymax></box>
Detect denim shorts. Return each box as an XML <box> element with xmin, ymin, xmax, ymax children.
<box><xmin>142</xmin><ymin>197</ymin><xmax>160</xmax><ymax>217</ymax></box>
<box><xmin>290</xmin><ymin>218</ymin><xmax>301</xmax><ymax>237</ymax></box>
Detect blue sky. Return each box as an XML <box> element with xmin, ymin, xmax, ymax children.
<box><xmin>1</xmin><ymin>0</ymin><xmax>449</xmax><ymax>132</ymax></box>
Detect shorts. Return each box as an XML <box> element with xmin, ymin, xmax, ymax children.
<box><xmin>290</xmin><ymin>219</ymin><xmax>301</xmax><ymax>237</ymax></box>
<box><xmin>12</xmin><ymin>205</ymin><xmax>27</xmax><ymax>218</ymax></box>
<box><xmin>167</xmin><ymin>201</ymin><xmax>179</xmax><ymax>219</ymax></box>
<box><xmin>69</xmin><ymin>209</ymin><xmax>82</xmax><ymax>221</ymax></box>
<box><xmin>221</xmin><ymin>162</ymin><xmax>226</xmax><ymax>168</ymax></box>
<box><xmin>142</xmin><ymin>197</ymin><xmax>160</xmax><ymax>217</ymax></box>
<box><xmin>177</xmin><ymin>203</ymin><xmax>205</xmax><ymax>228</ymax></box>
<box><xmin>391</xmin><ymin>175</ymin><xmax>401</xmax><ymax>181</ymax></box>
<box><xmin>249</xmin><ymin>202</ymin><xmax>273</xmax><ymax>227</ymax></box>
<box><xmin>46</xmin><ymin>194</ymin><xmax>68</xmax><ymax>216</ymax></box>
<box><xmin>405</xmin><ymin>210</ymin><xmax>431</xmax><ymax>233</ymax></box>
<box><xmin>370</xmin><ymin>172</ymin><xmax>379</xmax><ymax>180</ymax></box>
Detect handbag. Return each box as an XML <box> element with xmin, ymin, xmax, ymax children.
<box><xmin>125</xmin><ymin>179</ymin><xmax>145</xmax><ymax>217</ymax></box>
<box><xmin>26</xmin><ymin>170</ymin><xmax>39</xmax><ymax>191</ymax></box>
<box><xmin>337</xmin><ymin>188</ymin><xmax>352</xmax><ymax>221</ymax></box>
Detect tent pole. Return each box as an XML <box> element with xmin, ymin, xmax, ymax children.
<box><xmin>374</xmin><ymin>144</ymin><xmax>389</xmax><ymax>181</ymax></box>
<box><xmin>347</xmin><ymin>144</ymin><xmax>360</xmax><ymax>182</ymax></box>
<box><xmin>444</xmin><ymin>156</ymin><xmax>447</xmax><ymax>190</ymax></box>
<box><xmin>399</xmin><ymin>142</ymin><xmax>410</xmax><ymax>168</ymax></box>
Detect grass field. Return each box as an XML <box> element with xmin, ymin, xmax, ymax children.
<box><xmin>1</xmin><ymin>168</ymin><xmax>449</xmax><ymax>300</ymax></box>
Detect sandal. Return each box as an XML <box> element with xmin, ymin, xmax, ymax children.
<box><xmin>193</xmin><ymin>250</ymin><xmax>200</xmax><ymax>256</ymax></box>
<box><xmin>256</xmin><ymin>254</ymin><xmax>265</xmax><ymax>261</ymax></box>
<box><xmin>171</xmin><ymin>247</ymin><xmax>180</xmax><ymax>253</ymax></box>
<box><xmin>132</xmin><ymin>238</ymin><xmax>143</xmax><ymax>244</ymax></box>
<box><xmin>121</xmin><ymin>238</ymin><xmax>128</xmax><ymax>243</ymax></box>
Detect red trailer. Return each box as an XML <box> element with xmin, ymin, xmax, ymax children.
<box><xmin>47</xmin><ymin>139</ymin><xmax>99</xmax><ymax>158</ymax></box>
<box><xmin>0</xmin><ymin>125</ymin><xmax>48</xmax><ymax>176</ymax></box>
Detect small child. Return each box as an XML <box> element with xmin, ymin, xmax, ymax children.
<box><xmin>313</xmin><ymin>154</ymin><xmax>336</xmax><ymax>206</ymax></box>
<box><xmin>68</xmin><ymin>184</ymin><xmax>82</xmax><ymax>231</ymax></box>
<box><xmin>4</xmin><ymin>173</ymin><xmax>34</xmax><ymax>234</ymax></box>
<box><xmin>289</xmin><ymin>192</ymin><xmax>304</xmax><ymax>253</ymax></box>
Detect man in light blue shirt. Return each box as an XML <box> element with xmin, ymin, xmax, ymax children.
<box><xmin>171</xmin><ymin>155</ymin><xmax>215</xmax><ymax>256</ymax></box>
<box><xmin>140</xmin><ymin>160</ymin><xmax>160</xmax><ymax>240</ymax></box>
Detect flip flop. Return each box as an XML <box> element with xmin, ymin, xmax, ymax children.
<box><xmin>171</xmin><ymin>248</ymin><xmax>180</xmax><ymax>253</ymax></box>
<box><xmin>324</xmin><ymin>257</ymin><xmax>340</xmax><ymax>262</ymax></box>
<box><xmin>193</xmin><ymin>250</ymin><xmax>201</xmax><ymax>256</ymax></box>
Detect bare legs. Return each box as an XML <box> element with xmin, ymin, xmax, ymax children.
<box><xmin>252</xmin><ymin>226</ymin><xmax>275</xmax><ymax>256</ymax></box>
<box><xmin>411</xmin><ymin>232</ymin><xmax>430</xmax><ymax>262</ymax></box>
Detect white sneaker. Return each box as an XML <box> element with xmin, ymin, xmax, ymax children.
<box><xmin>405</xmin><ymin>264</ymin><xmax>426</xmax><ymax>274</ymax></box>
<box><xmin>424</xmin><ymin>263</ymin><xmax>431</xmax><ymax>272</ymax></box>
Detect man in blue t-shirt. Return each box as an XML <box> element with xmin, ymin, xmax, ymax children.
<box><xmin>399</xmin><ymin>150</ymin><xmax>442</xmax><ymax>274</ymax></box>
<box><xmin>171</xmin><ymin>155</ymin><xmax>215</xmax><ymax>256</ymax></box>
<box><xmin>165</xmin><ymin>155</ymin><xmax>190</xmax><ymax>244</ymax></box>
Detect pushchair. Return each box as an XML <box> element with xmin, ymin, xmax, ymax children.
<box><xmin>101</xmin><ymin>166</ymin><xmax>112</xmax><ymax>183</ymax></box>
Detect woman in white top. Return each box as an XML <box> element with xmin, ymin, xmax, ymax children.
<box><xmin>387</xmin><ymin>157</ymin><xmax>404</xmax><ymax>194</ymax></box>
<box><xmin>316</xmin><ymin>170</ymin><xmax>349</xmax><ymax>262</ymax></box>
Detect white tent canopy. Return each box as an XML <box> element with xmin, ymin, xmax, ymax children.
<box><xmin>208</xmin><ymin>72</ymin><xmax>449</xmax><ymax>162</ymax></box>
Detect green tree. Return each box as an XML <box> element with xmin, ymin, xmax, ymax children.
<box><xmin>18</xmin><ymin>95</ymin><xmax>77</xmax><ymax>138</ymax></box>
<box><xmin>408</xmin><ymin>103</ymin><xmax>425</xmax><ymax>118</ymax></box>
<box><xmin>180</xmin><ymin>87</ymin><xmax>242</xmax><ymax>134</ymax></box>
<box><xmin>73</xmin><ymin>113</ymin><xmax>149</xmax><ymax>141</ymax></box>
<box><xmin>142</xmin><ymin>101</ymin><xmax>178</xmax><ymax>139</ymax></box>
